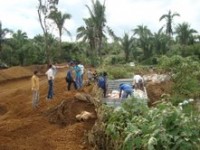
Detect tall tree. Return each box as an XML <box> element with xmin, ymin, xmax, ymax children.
<box><xmin>48</xmin><ymin>10</ymin><xmax>71</xmax><ymax>50</ymax></box>
<box><xmin>159</xmin><ymin>10</ymin><xmax>180</xmax><ymax>37</ymax></box>
<box><xmin>119</xmin><ymin>33</ymin><xmax>135</xmax><ymax>61</ymax></box>
<box><xmin>37</xmin><ymin>0</ymin><xmax>58</xmax><ymax>63</ymax></box>
<box><xmin>0</xmin><ymin>21</ymin><xmax>12</xmax><ymax>53</ymax></box>
<box><xmin>133</xmin><ymin>25</ymin><xmax>153</xmax><ymax>58</ymax></box>
<box><xmin>11</xmin><ymin>30</ymin><xmax>28</xmax><ymax>65</ymax></box>
<box><xmin>76</xmin><ymin>18</ymin><xmax>96</xmax><ymax>58</ymax></box>
<box><xmin>153</xmin><ymin>29</ymin><xmax>170</xmax><ymax>55</ymax></box>
<box><xmin>86</xmin><ymin>0</ymin><xmax>106</xmax><ymax>61</ymax></box>
<box><xmin>175</xmin><ymin>22</ymin><xmax>197</xmax><ymax>45</ymax></box>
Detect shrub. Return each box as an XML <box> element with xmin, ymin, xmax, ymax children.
<box><xmin>105</xmin><ymin>98</ymin><xmax>200</xmax><ymax>150</ymax></box>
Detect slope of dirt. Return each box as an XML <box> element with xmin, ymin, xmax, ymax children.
<box><xmin>146</xmin><ymin>81</ymin><xmax>173</xmax><ymax>106</ymax></box>
<box><xmin>0</xmin><ymin>67</ymin><xmax>95</xmax><ymax>150</ymax></box>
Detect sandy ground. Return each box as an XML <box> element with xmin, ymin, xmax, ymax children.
<box><xmin>0</xmin><ymin>67</ymin><xmax>95</xmax><ymax>150</ymax></box>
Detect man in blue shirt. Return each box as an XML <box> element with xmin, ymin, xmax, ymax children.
<box><xmin>97</xmin><ymin>72</ymin><xmax>108</xmax><ymax>98</ymax></box>
<box><xmin>119</xmin><ymin>83</ymin><xmax>133</xmax><ymax>99</ymax></box>
<box><xmin>74</xmin><ymin>62</ymin><xmax>82</xmax><ymax>89</ymax></box>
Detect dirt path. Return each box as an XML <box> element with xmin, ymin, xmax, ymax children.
<box><xmin>0</xmin><ymin>68</ymin><xmax>95</xmax><ymax>150</ymax></box>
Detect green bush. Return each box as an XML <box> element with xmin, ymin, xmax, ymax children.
<box><xmin>158</xmin><ymin>55</ymin><xmax>200</xmax><ymax>97</ymax></box>
<box><xmin>105</xmin><ymin>98</ymin><xmax>200</xmax><ymax>150</ymax></box>
<box><xmin>97</xmin><ymin>65</ymin><xmax>133</xmax><ymax>79</ymax></box>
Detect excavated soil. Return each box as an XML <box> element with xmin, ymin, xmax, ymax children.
<box><xmin>0</xmin><ymin>66</ymin><xmax>95</xmax><ymax>150</ymax></box>
<box><xmin>146</xmin><ymin>81</ymin><xmax>173</xmax><ymax>106</ymax></box>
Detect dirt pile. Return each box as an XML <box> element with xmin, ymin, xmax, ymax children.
<box><xmin>0</xmin><ymin>66</ymin><xmax>33</xmax><ymax>82</ymax></box>
<box><xmin>0</xmin><ymin>64</ymin><xmax>48</xmax><ymax>83</ymax></box>
<box><xmin>46</xmin><ymin>99</ymin><xmax>96</xmax><ymax>126</ymax></box>
<box><xmin>146</xmin><ymin>81</ymin><xmax>173</xmax><ymax>105</ymax></box>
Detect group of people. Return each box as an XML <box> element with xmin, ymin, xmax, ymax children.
<box><xmin>31</xmin><ymin>63</ymin><xmax>68</xmax><ymax>109</ymax></box>
<box><xmin>31</xmin><ymin>62</ymin><xmax>99</xmax><ymax>109</ymax></box>
<box><xmin>119</xmin><ymin>74</ymin><xmax>144</xmax><ymax>99</ymax></box>
<box><xmin>65</xmin><ymin>61</ymin><xmax>84</xmax><ymax>91</ymax></box>
<box><xmin>31</xmin><ymin>61</ymin><xmax>145</xmax><ymax>109</ymax></box>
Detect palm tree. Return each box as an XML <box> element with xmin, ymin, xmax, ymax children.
<box><xmin>153</xmin><ymin>29</ymin><xmax>170</xmax><ymax>55</ymax></box>
<box><xmin>175</xmin><ymin>22</ymin><xmax>197</xmax><ymax>45</ymax></box>
<box><xmin>0</xmin><ymin>21</ymin><xmax>12</xmax><ymax>52</ymax></box>
<box><xmin>37</xmin><ymin>0</ymin><xmax>59</xmax><ymax>63</ymax></box>
<box><xmin>133</xmin><ymin>25</ymin><xmax>153</xmax><ymax>58</ymax></box>
<box><xmin>77</xmin><ymin>18</ymin><xmax>96</xmax><ymax>57</ymax></box>
<box><xmin>48</xmin><ymin>10</ymin><xmax>71</xmax><ymax>44</ymax></box>
<box><xmin>159</xmin><ymin>10</ymin><xmax>180</xmax><ymax>37</ymax></box>
<box><xmin>86</xmin><ymin>0</ymin><xmax>106</xmax><ymax>60</ymax></box>
<box><xmin>119</xmin><ymin>33</ymin><xmax>135</xmax><ymax>61</ymax></box>
<box><xmin>11</xmin><ymin>30</ymin><xmax>28</xmax><ymax>65</ymax></box>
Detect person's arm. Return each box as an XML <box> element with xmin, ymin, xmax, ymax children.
<box><xmin>119</xmin><ymin>87</ymin><xmax>122</xmax><ymax>98</ymax></box>
<box><xmin>31</xmin><ymin>76</ymin><xmax>36</xmax><ymax>90</ymax></box>
<box><xmin>36</xmin><ymin>76</ymin><xmax>39</xmax><ymax>90</ymax></box>
<box><xmin>55</xmin><ymin>64</ymin><xmax>68</xmax><ymax>69</ymax></box>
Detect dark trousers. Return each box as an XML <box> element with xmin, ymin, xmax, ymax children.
<box><xmin>47</xmin><ymin>80</ymin><xmax>53</xmax><ymax>99</ymax></box>
<box><xmin>100</xmin><ymin>86</ymin><xmax>107</xmax><ymax>98</ymax></box>
<box><xmin>66</xmin><ymin>79</ymin><xmax>77</xmax><ymax>91</ymax></box>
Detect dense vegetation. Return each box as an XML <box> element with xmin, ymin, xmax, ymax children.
<box><xmin>0</xmin><ymin>0</ymin><xmax>200</xmax><ymax>67</ymax></box>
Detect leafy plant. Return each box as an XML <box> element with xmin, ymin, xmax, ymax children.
<box><xmin>105</xmin><ymin>98</ymin><xmax>200</xmax><ymax>150</ymax></box>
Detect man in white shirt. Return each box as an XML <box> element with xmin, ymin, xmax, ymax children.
<box><xmin>133</xmin><ymin>74</ymin><xmax>144</xmax><ymax>91</ymax></box>
<box><xmin>45</xmin><ymin>63</ymin><xmax>68</xmax><ymax>100</ymax></box>
<box><xmin>45</xmin><ymin>64</ymin><xmax>54</xmax><ymax>100</ymax></box>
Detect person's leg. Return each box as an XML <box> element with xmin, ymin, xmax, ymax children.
<box><xmin>80</xmin><ymin>75</ymin><xmax>83</xmax><ymax>87</ymax></box>
<box><xmin>76</xmin><ymin>76</ymin><xmax>81</xmax><ymax>89</ymax></box>
<box><xmin>67</xmin><ymin>81</ymin><xmax>71</xmax><ymax>90</ymax></box>
<box><xmin>75</xmin><ymin>76</ymin><xmax>79</xmax><ymax>89</ymax></box>
<box><xmin>32</xmin><ymin>90</ymin><xmax>36</xmax><ymax>108</ymax></box>
<box><xmin>103</xmin><ymin>86</ymin><xmax>107</xmax><ymax>98</ymax></box>
<box><xmin>73</xmin><ymin>80</ymin><xmax>77</xmax><ymax>89</ymax></box>
<box><xmin>35</xmin><ymin>90</ymin><xmax>39</xmax><ymax>107</ymax></box>
<box><xmin>79</xmin><ymin>76</ymin><xmax>82</xmax><ymax>88</ymax></box>
<box><xmin>47</xmin><ymin>80</ymin><xmax>53</xmax><ymax>99</ymax></box>
<box><xmin>52</xmin><ymin>80</ymin><xmax>54</xmax><ymax>96</ymax></box>
<box><xmin>127</xmin><ymin>90</ymin><xmax>132</xmax><ymax>98</ymax></box>
<box><xmin>122</xmin><ymin>91</ymin><xmax>128</xmax><ymax>98</ymax></box>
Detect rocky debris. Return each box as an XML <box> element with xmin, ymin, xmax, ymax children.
<box><xmin>75</xmin><ymin>92</ymin><xmax>101</xmax><ymax>106</ymax></box>
<box><xmin>76</xmin><ymin>111</ymin><xmax>96</xmax><ymax>121</ymax></box>
<box><xmin>143</xmin><ymin>74</ymin><xmax>171</xmax><ymax>83</ymax></box>
<box><xmin>47</xmin><ymin>100</ymin><xmax>69</xmax><ymax>126</ymax></box>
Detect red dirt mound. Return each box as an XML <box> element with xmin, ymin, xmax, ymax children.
<box><xmin>146</xmin><ymin>81</ymin><xmax>173</xmax><ymax>105</ymax></box>
<box><xmin>0</xmin><ymin>66</ymin><xmax>32</xmax><ymax>82</ymax></box>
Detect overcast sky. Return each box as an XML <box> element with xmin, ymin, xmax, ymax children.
<box><xmin>0</xmin><ymin>0</ymin><xmax>200</xmax><ymax>41</ymax></box>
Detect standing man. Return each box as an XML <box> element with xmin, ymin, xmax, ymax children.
<box><xmin>74</xmin><ymin>62</ymin><xmax>82</xmax><ymax>89</ymax></box>
<box><xmin>31</xmin><ymin>70</ymin><xmax>40</xmax><ymax>108</ymax></box>
<box><xmin>45</xmin><ymin>64</ymin><xmax>54</xmax><ymax>100</ymax></box>
<box><xmin>78</xmin><ymin>61</ymin><xmax>84</xmax><ymax>87</ymax></box>
<box><xmin>119</xmin><ymin>83</ymin><xmax>133</xmax><ymax>99</ymax></box>
<box><xmin>97</xmin><ymin>72</ymin><xmax>108</xmax><ymax>98</ymax></box>
<box><xmin>46</xmin><ymin>63</ymin><xmax>68</xmax><ymax>98</ymax></box>
<box><xmin>66</xmin><ymin>64</ymin><xmax>77</xmax><ymax>91</ymax></box>
<box><xmin>132</xmin><ymin>74</ymin><xmax>144</xmax><ymax>91</ymax></box>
